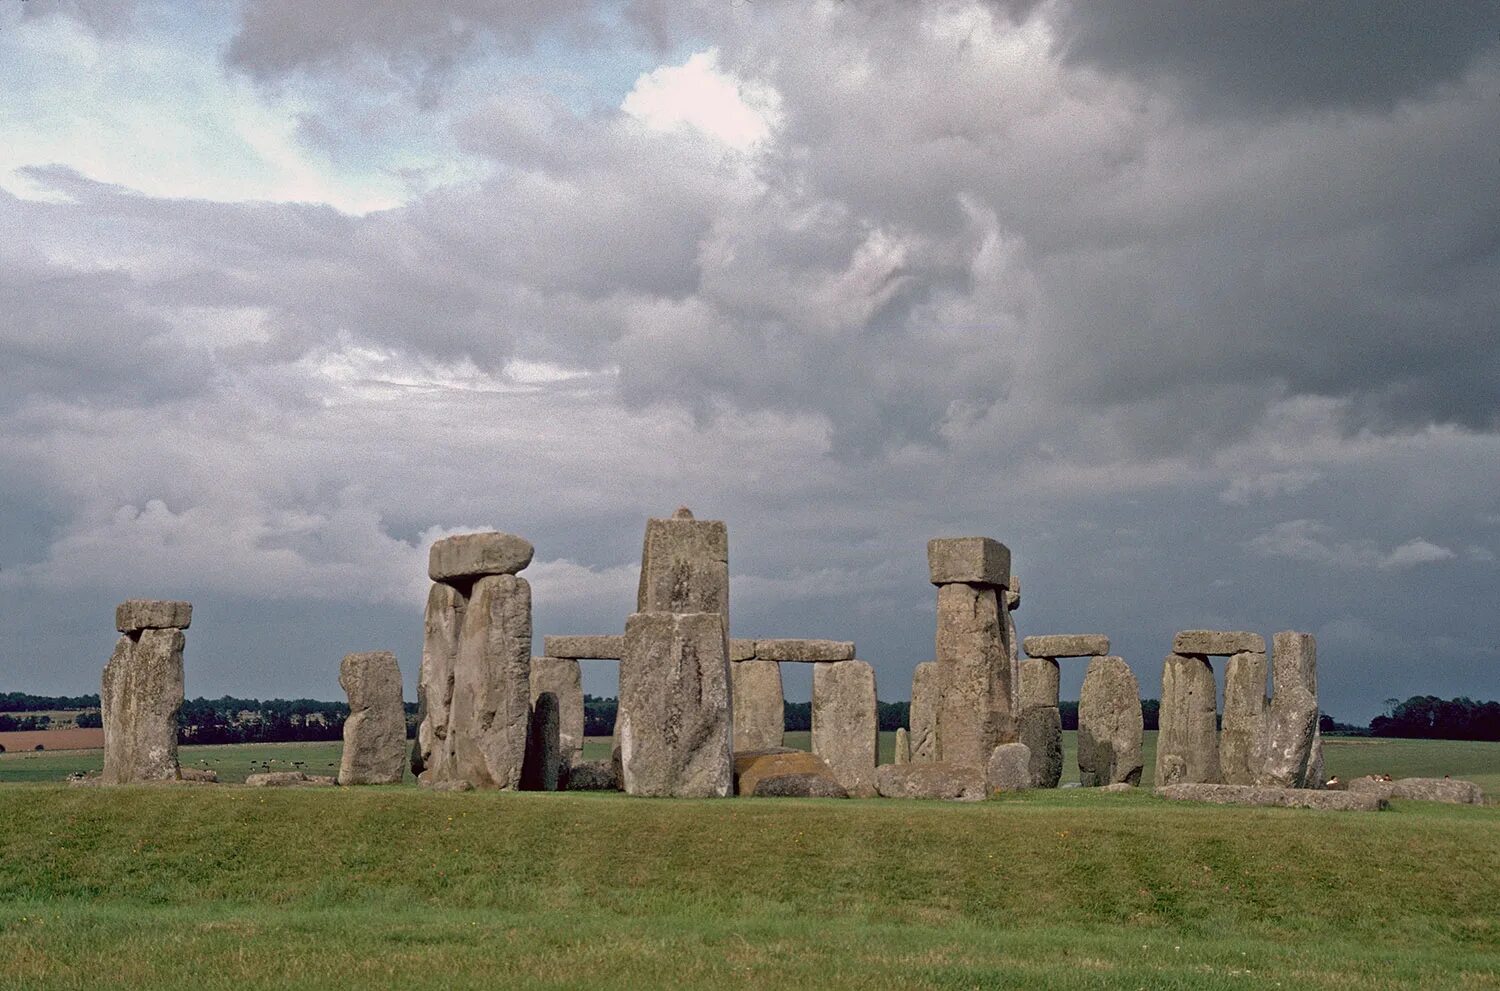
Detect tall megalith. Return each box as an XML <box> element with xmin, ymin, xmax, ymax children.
<box><xmin>928</xmin><ymin>538</ymin><xmax>1014</xmax><ymax>766</ymax></box>
<box><xmin>101</xmin><ymin>600</ymin><xmax>190</xmax><ymax>784</ymax></box>
<box><xmin>338</xmin><ymin>651</ymin><xmax>407</xmax><ymax>785</ymax></box>
<box><xmin>1076</xmin><ymin>655</ymin><xmax>1143</xmax><ymax>787</ymax></box>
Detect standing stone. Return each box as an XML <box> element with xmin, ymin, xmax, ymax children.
<box><xmin>934</xmin><ymin>581</ymin><xmax>1014</xmax><ymax>765</ymax></box>
<box><xmin>443</xmin><ymin>574</ymin><xmax>532</xmax><ymax>789</ymax></box>
<box><xmin>1260</xmin><ymin>631</ymin><xmax>1320</xmax><ymax>788</ymax></box>
<box><xmin>1155</xmin><ymin>653</ymin><xmax>1221</xmax><ymax>785</ymax></box>
<box><xmin>909</xmin><ymin>661</ymin><xmax>938</xmax><ymax>762</ymax></box>
<box><xmin>101</xmin><ymin>622</ymin><xmax>186</xmax><ymax>784</ymax></box>
<box><xmin>1076</xmin><ymin>655</ymin><xmax>1143</xmax><ymax>787</ymax></box>
<box><xmin>637</xmin><ymin>508</ymin><xmax>730</xmax><ymax>620</ymax></box>
<box><xmin>732</xmin><ymin>658</ymin><xmax>784</xmax><ymax>752</ymax></box>
<box><xmin>415</xmin><ymin>581</ymin><xmax>465</xmax><ymax>781</ymax></box>
<box><xmin>521</xmin><ymin>691</ymin><xmax>561</xmax><ymax>791</ymax></box>
<box><xmin>1306</xmin><ymin>726</ymin><xmax>1326</xmax><ymax>789</ymax></box>
<box><xmin>338</xmin><ymin>651</ymin><xmax>406</xmax><ymax>785</ymax></box>
<box><xmin>617</xmin><ymin>611</ymin><xmax>733</xmax><ymax>797</ymax></box>
<box><xmin>894</xmin><ymin>727</ymin><xmax>911</xmax><ymax>764</ymax></box>
<box><xmin>530</xmin><ymin>655</ymin><xmax>584</xmax><ymax>771</ymax></box>
<box><xmin>1018</xmin><ymin>657</ymin><xmax>1062</xmax><ymax>788</ymax></box>
<box><xmin>1004</xmin><ymin>577</ymin><xmax>1021</xmax><ymax>721</ymax></box>
<box><xmin>986</xmin><ymin>742</ymin><xmax>1033</xmax><ymax>793</ymax></box>
<box><xmin>811</xmin><ymin>660</ymin><xmax>878</xmax><ymax>798</ymax></box>
<box><xmin>1220</xmin><ymin>650</ymin><xmax>1269</xmax><ymax>785</ymax></box>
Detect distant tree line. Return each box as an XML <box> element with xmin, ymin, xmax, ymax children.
<box><xmin>0</xmin><ymin>691</ymin><xmax>101</xmax><ymax>712</ymax></box>
<box><xmin>1369</xmin><ymin>696</ymin><xmax>1500</xmax><ymax>741</ymax></box>
<box><xmin>0</xmin><ymin>713</ymin><xmax>54</xmax><ymax>732</ymax></box>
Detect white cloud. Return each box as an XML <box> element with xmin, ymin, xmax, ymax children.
<box><xmin>1219</xmin><ymin>469</ymin><xmax>1321</xmax><ymax>505</ymax></box>
<box><xmin>1247</xmin><ymin>521</ymin><xmax>1457</xmax><ymax>571</ymax></box>
<box><xmin>621</xmin><ymin>49</ymin><xmax>781</xmax><ymax>151</ymax></box>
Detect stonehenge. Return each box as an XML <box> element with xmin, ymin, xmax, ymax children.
<box><xmin>101</xmin><ymin>599</ymin><xmax>190</xmax><ymax>784</ymax></box>
<box><xmin>811</xmin><ymin>660</ymin><xmax>879</xmax><ymax>797</ymax></box>
<box><xmin>927</xmin><ymin>537</ymin><xmax>1015</xmax><ymax>766</ymax></box>
<box><xmin>1155</xmin><ymin>630</ymin><xmax>1322</xmax><ymax>789</ymax></box>
<box><xmin>415</xmin><ymin>532</ymin><xmax>535</xmax><ymax>790</ymax></box>
<box><xmin>1019</xmin><ymin>634</ymin><xmax>1142</xmax><ymax>788</ymax></box>
<box><xmin>338</xmin><ymin>651</ymin><xmax>406</xmax><ymax>785</ymax></box>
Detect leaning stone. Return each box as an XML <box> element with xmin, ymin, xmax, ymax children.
<box><xmin>1077</xmin><ymin>656</ymin><xmax>1144</xmax><ymax>787</ymax></box>
<box><xmin>811</xmin><ymin>660</ymin><xmax>879</xmax><ymax>798</ymax></box>
<box><xmin>1155</xmin><ymin>653</ymin><xmax>1221</xmax><ymax>785</ymax></box>
<box><xmin>415</xmin><ymin>581</ymin><xmax>466</xmax><ymax>780</ymax></box>
<box><xmin>245</xmin><ymin>771</ymin><xmax>335</xmax><ymax>787</ymax></box>
<box><xmin>986</xmin><ymin>742</ymin><xmax>1033</xmax><ymax>793</ymax></box>
<box><xmin>530</xmin><ymin>656</ymin><xmax>584</xmax><ymax>769</ymax></box>
<box><xmin>428</xmin><ymin>531</ymin><xmax>534</xmax><ymax>582</ymax></box>
<box><xmin>1220</xmin><ymin>650</ymin><xmax>1268</xmax><ymax>786</ymax></box>
<box><xmin>1172</xmin><ymin>630</ymin><xmax>1266</xmax><ymax>656</ymax></box>
<box><xmin>934</xmin><ymin>581</ymin><xmax>1014</xmax><ymax>765</ymax></box>
<box><xmin>927</xmin><ymin>537</ymin><xmax>1010</xmax><ymax>587</ymax></box>
<box><xmin>1155</xmin><ymin>783</ymin><xmax>1386</xmax><ymax>812</ymax></box>
<box><xmin>894</xmin><ymin>727</ymin><xmax>911</xmax><ymax>765</ymax></box>
<box><xmin>101</xmin><ymin>627</ymin><xmax>185</xmax><ymax>785</ymax></box>
<box><xmin>115</xmin><ymin>599</ymin><xmax>192</xmax><ymax>632</ymax></box>
<box><xmin>735</xmin><ymin>750</ymin><xmax>840</xmax><ymax>796</ymax></box>
<box><xmin>617</xmin><ymin>611</ymin><xmax>733</xmax><ymax>798</ymax></box>
<box><xmin>875</xmin><ymin>762</ymin><xmax>987</xmax><ymax>801</ymax></box>
<box><xmin>750</xmin><ymin>773</ymin><xmax>849</xmax><ymax>798</ymax></box>
<box><xmin>1260</xmin><ymin>632</ymin><xmax>1319</xmax><ymax>788</ymax></box>
<box><xmin>338</xmin><ymin>650</ymin><xmax>407</xmax><ymax>785</ymax></box>
<box><xmin>732</xmin><ymin>658</ymin><xmax>784</xmax><ymax>752</ymax></box>
<box><xmin>909</xmin><ymin>661</ymin><xmax>938</xmax><ymax>762</ymax></box>
<box><xmin>729</xmin><ymin>638</ymin><xmax>757</xmax><ymax>661</ymax></box>
<box><xmin>1346</xmin><ymin>777</ymin><xmax>1484</xmax><ymax>805</ymax></box>
<box><xmin>1022</xmin><ymin>634</ymin><xmax>1109</xmax><ymax>659</ymax></box>
<box><xmin>541</xmin><ymin>635</ymin><xmax>624</xmax><ymax>660</ymax></box>
<box><xmin>754</xmin><ymin>639</ymin><xmax>856</xmax><ymax>662</ymax></box>
<box><xmin>563</xmin><ymin>760</ymin><xmax>620</xmax><ymax>791</ymax></box>
<box><xmin>636</xmin><ymin>512</ymin><xmax>729</xmax><ymax>617</ymax></box>
<box><xmin>1018</xmin><ymin>706</ymin><xmax>1062</xmax><ymax>788</ymax></box>
<box><xmin>1019</xmin><ymin>657</ymin><xmax>1061</xmax><ymax>709</ymax></box>
<box><xmin>442</xmin><ymin>574</ymin><xmax>532</xmax><ymax>790</ymax></box>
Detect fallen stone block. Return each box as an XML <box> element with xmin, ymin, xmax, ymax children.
<box><xmin>115</xmin><ymin>599</ymin><xmax>192</xmax><ymax>632</ymax></box>
<box><xmin>564</xmin><ymin>760</ymin><xmax>620</xmax><ymax>791</ymax></box>
<box><xmin>986</xmin><ymin>742</ymin><xmax>1032</xmax><ymax>793</ymax></box>
<box><xmin>429</xmin><ymin>531</ymin><xmax>534</xmax><ymax>582</ymax></box>
<box><xmin>875</xmin><ymin>762</ymin><xmax>987</xmax><ymax>801</ymax></box>
<box><xmin>541</xmin><ymin>635</ymin><xmax>624</xmax><ymax>660</ymax></box>
<box><xmin>927</xmin><ymin>537</ymin><xmax>1010</xmax><ymax>587</ymax></box>
<box><xmin>1099</xmin><ymin>782</ymin><xmax>1135</xmax><ymax>793</ymax></box>
<box><xmin>1172</xmin><ymin>630</ymin><xmax>1266</xmax><ymax>656</ymax></box>
<box><xmin>178</xmin><ymin>767</ymin><xmax>218</xmax><ymax>783</ymax></box>
<box><xmin>735</xmin><ymin>749</ymin><xmax>841</xmax><ymax>796</ymax></box>
<box><xmin>245</xmin><ymin>771</ymin><xmax>336</xmax><ymax>787</ymax></box>
<box><xmin>753</xmin><ymin>639</ymin><xmax>856</xmax><ymax>662</ymax></box>
<box><xmin>748</xmin><ymin>773</ymin><xmax>849</xmax><ymax>798</ymax></box>
<box><xmin>1022</xmin><ymin>634</ymin><xmax>1109</xmax><ymax>658</ymax></box>
<box><xmin>1346</xmin><ymin>776</ymin><xmax>1484</xmax><ymax>805</ymax></box>
<box><xmin>1155</xmin><ymin>783</ymin><xmax>1386</xmax><ymax>811</ymax></box>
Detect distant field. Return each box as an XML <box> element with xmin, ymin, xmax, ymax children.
<box><xmin>6</xmin><ymin>733</ymin><xmax>1499</xmax><ymax>795</ymax></box>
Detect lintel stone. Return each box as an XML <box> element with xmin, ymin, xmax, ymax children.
<box><xmin>429</xmin><ymin>531</ymin><xmax>534</xmax><ymax>582</ymax></box>
<box><xmin>753</xmin><ymin>639</ymin><xmax>856</xmax><ymax>662</ymax></box>
<box><xmin>1023</xmin><ymin>634</ymin><xmax>1109</xmax><ymax>658</ymax></box>
<box><xmin>1172</xmin><ymin>630</ymin><xmax>1266</xmax><ymax>656</ymax></box>
<box><xmin>927</xmin><ymin>537</ymin><xmax>1010</xmax><ymax>587</ymax></box>
<box><xmin>542</xmin><ymin>634</ymin><xmax>624</xmax><ymax>660</ymax></box>
<box><xmin>116</xmin><ymin>599</ymin><xmax>192</xmax><ymax>632</ymax></box>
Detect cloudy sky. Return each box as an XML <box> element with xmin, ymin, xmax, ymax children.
<box><xmin>2</xmin><ymin>0</ymin><xmax>1497</xmax><ymax>722</ymax></box>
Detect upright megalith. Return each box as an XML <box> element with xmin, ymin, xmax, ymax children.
<box><xmin>894</xmin><ymin>727</ymin><xmax>911</xmax><ymax>764</ymax></box>
<box><xmin>101</xmin><ymin>600</ymin><xmax>190</xmax><ymax>784</ymax></box>
<box><xmin>909</xmin><ymin>661</ymin><xmax>938</xmax><ymax>762</ymax></box>
<box><xmin>1076</xmin><ymin>656</ymin><xmax>1143</xmax><ymax>787</ymax></box>
<box><xmin>1156</xmin><ymin>652</ymin><xmax>1221</xmax><ymax>785</ymax></box>
<box><xmin>928</xmin><ymin>537</ymin><xmax>1014</xmax><ymax>766</ymax></box>
<box><xmin>1260</xmin><ymin>632</ymin><xmax>1320</xmax><ymax>788</ymax></box>
<box><xmin>338</xmin><ymin>651</ymin><xmax>406</xmax><ymax>785</ymax></box>
<box><xmin>416</xmin><ymin>532</ymin><xmax>534</xmax><ymax>790</ymax></box>
<box><xmin>812</xmin><ymin>659</ymin><xmax>878</xmax><ymax>798</ymax></box>
<box><xmin>617</xmin><ymin>611</ymin><xmax>733</xmax><ymax>797</ymax></box>
<box><xmin>1220</xmin><ymin>649</ymin><xmax>1269</xmax><ymax>786</ymax></box>
<box><xmin>1017</xmin><ymin>657</ymin><xmax>1062</xmax><ymax>788</ymax></box>
<box><xmin>521</xmin><ymin>691</ymin><xmax>561</xmax><ymax>791</ymax></box>
<box><xmin>530</xmin><ymin>655</ymin><xmax>584</xmax><ymax>772</ymax></box>
<box><xmin>637</xmin><ymin>506</ymin><xmax>730</xmax><ymax>619</ymax></box>
<box><xmin>732</xmin><ymin>659</ymin><xmax>784</xmax><ymax>752</ymax></box>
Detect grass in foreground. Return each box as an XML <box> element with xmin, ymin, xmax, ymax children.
<box><xmin>1</xmin><ymin>784</ymin><xmax>1498</xmax><ymax>990</ymax></box>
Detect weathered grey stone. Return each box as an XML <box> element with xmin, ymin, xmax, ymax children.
<box><xmin>909</xmin><ymin>661</ymin><xmax>938</xmax><ymax>762</ymax></box>
<box><xmin>1155</xmin><ymin>653</ymin><xmax>1221</xmax><ymax>785</ymax></box>
<box><xmin>425</xmin><ymin>574</ymin><xmax>531</xmax><ymax>789</ymax></box>
<box><xmin>729</xmin><ymin>638</ymin><xmax>757</xmax><ymax>661</ymax></box>
<box><xmin>563</xmin><ymin>760</ymin><xmax>620</xmax><ymax>791</ymax></box>
<box><xmin>1077</xmin><ymin>656</ymin><xmax>1144</xmax><ymax>787</ymax></box>
<box><xmin>1306</xmin><ymin>727</ymin><xmax>1326</xmax><ymax>788</ymax></box>
<box><xmin>875</xmin><ymin>762</ymin><xmax>987</xmax><ymax>801</ymax></box>
<box><xmin>178</xmin><ymin>766</ymin><xmax>218</xmax><ymax>783</ymax></box>
<box><xmin>748</xmin><ymin>772</ymin><xmax>849</xmax><ymax>798</ymax></box>
<box><xmin>521</xmin><ymin>691</ymin><xmax>561</xmax><ymax>791</ymax></box>
<box><xmin>1022</xmin><ymin>634</ymin><xmax>1110</xmax><ymax>659</ymax></box>
<box><xmin>735</xmin><ymin>749</ymin><xmax>840</xmax><ymax>795</ymax></box>
<box><xmin>530</xmin><ymin>656</ymin><xmax>584</xmax><ymax>769</ymax></box>
<box><xmin>1220</xmin><ymin>650</ymin><xmax>1268</xmax><ymax>785</ymax></box>
<box><xmin>1018</xmin><ymin>706</ymin><xmax>1063</xmax><ymax>788</ymax></box>
<box><xmin>1005</xmin><ymin>575</ymin><xmax>1021</xmax><ymax>610</ymax></box>
<box><xmin>428</xmin><ymin>531</ymin><xmax>534</xmax><ymax>582</ymax></box>
<box><xmin>636</xmin><ymin>512</ymin><xmax>729</xmax><ymax>618</ymax></box>
<box><xmin>934</xmin><ymin>582</ymin><xmax>1014</xmax><ymax>765</ymax></box>
<box><xmin>1019</xmin><ymin>657</ymin><xmax>1061</xmax><ymax>709</ymax></box>
<box><xmin>894</xmin><ymin>727</ymin><xmax>911</xmax><ymax>764</ymax></box>
<box><xmin>986</xmin><ymin>742</ymin><xmax>1033</xmax><ymax>793</ymax></box>
<box><xmin>115</xmin><ymin>599</ymin><xmax>192</xmax><ymax>632</ymax></box>
<box><xmin>617</xmin><ymin>611</ymin><xmax>733</xmax><ymax>798</ymax></box>
<box><xmin>753</xmin><ymin>639</ymin><xmax>856</xmax><ymax>662</ymax></box>
<box><xmin>1172</xmin><ymin>630</ymin><xmax>1265</xmax><ymax>656</ymax></box>
<box><xmin>1260</xmin><ymin>631</ymin><xmax>1319</xmax><ymax>788</ymax></box>
<box><xmin>1346</xmin><ymin>776</ymin><xmax>1484</xmax><ymax>805</ymax></box>
<box><xmin>541</xmin><ymin>635</ymin><xmax>624</xmax><ymax>660</ymax></box>
<box><xmin>414</xmin><ymin>581</ymin><xmax>465</xmax><ymax>780</ymax></box>
<box><xmin>1155</xmin><ymin>783</ymin><xmax>1387</xmax><ymax>812</ymax></box>
<box><xmin>337</xmin><ymin>651</ymin><xmax>406</xmax><ymax>785</ymax></box>
<box><xmin>245</xmin><ymin>771</ymin><xmax>336</xmax><ymax>787</ymax></box>
<box><xmin>927</xmin><ymin>537</ymin><xmax>1010</xmax><ymax>587</ymax></box>
<box><xmin>732</xmin><ymin>658</ymin><xmax>784</xmax><ymax>752</ymax></box>
<box><xmin>101</xmin><ymin>627</ymin><xmax>185</xmax><ymax>784</ymax></box>
<box><xmin>811</xmin><ymin>660</ymin><xmax>878</xmax><ymax>798</ymax></box>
